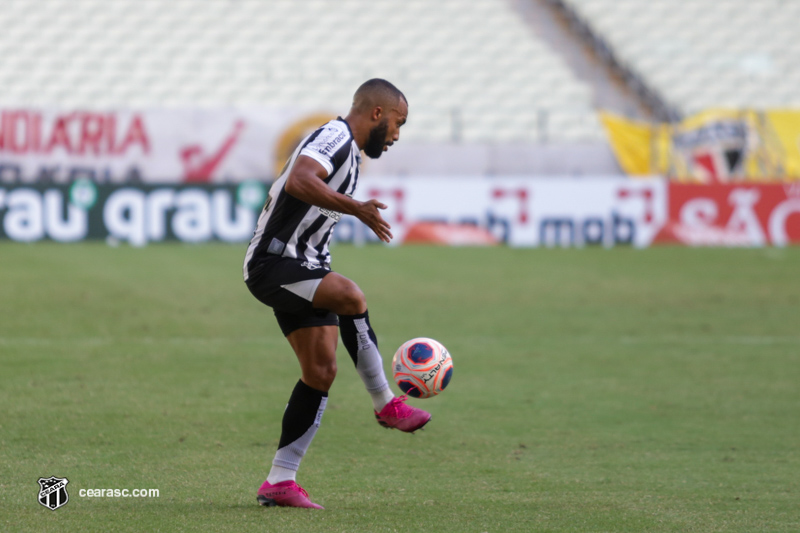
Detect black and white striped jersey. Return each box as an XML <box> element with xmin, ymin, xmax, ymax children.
<box><xmin>243</xmin><ymin>117</ymin><xmax>360</xmax><ymax>281</ymax></box>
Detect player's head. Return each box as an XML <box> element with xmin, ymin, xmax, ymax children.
<box><xmin>350</xmin><ymin>79</ymin><xmax>407</xmax><ymax>159</ymax></box>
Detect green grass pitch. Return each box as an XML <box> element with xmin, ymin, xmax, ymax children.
<box><xmin>2</xmin><ymin>243</ymin><xmax>799</xmax><ymax>532</ymax></box>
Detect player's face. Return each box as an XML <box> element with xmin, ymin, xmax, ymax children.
<box><xmin>364</xmin><ymin>119</ymin><xmax>389</xmax><ymax>159</ymax></box>
<box><xmin>364</xmin><ymin>99</ymin><xmax>407</xmax><ymax>159</ymax></box>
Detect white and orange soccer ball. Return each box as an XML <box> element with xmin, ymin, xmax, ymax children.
<box><xmin>391</xmin><ymin>338</ymin><xmax>453</xmax><ymax>399</ymax></box>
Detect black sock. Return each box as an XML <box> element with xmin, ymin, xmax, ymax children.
<box><xmin>338</xmin><ymin>310</ymin><xmax>392</xmax><ymax>407</ymax></box>
<box><xmin>272</xmin><ymin>380</ymin><xmax>328</xmax><ymax>470</ymax></box>
<box><xmin>339</xmin><ymin>310</ymin><xmax>378</xmax><ymax>366</ymax></box>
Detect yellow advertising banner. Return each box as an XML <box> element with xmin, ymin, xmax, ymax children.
<box><xmin>601</xmin><ymin>109</ymin><xmax>800</xmax><ymax>182</ymax></box>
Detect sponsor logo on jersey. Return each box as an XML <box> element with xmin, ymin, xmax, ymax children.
<box><xmin>317</xmin><ymin>192</ymin><xmax>352</xmax><ymax>222</ymax></box>
<box><xmin>318</xmin><ymin>207</ymin><xmax>343</xmax><ymax>222</ymax></box>
<box><xmin>313</xmin><ymin>127</ymin><xmax>348</xmax><ymax>157</ymax></box>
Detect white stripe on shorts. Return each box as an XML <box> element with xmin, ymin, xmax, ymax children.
<box><xmin>281</xmin><ymin>278</ymin><xmax>323</xmax><ymax>302</ymax></box>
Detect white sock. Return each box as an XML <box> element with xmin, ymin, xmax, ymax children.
<box><xmin>267</xmin><ymin>465</ymin><xmax>296</xmax><ymax>485</ymax></box>
<box><xmin>371</xmin><ymin>387</ymin><xmax>395</xmax><ymax>412</ymax></box>
<box><xmin>352</xmin><ymin>319</ymin><xmax>394</xmax><ymax>411</ymax></box>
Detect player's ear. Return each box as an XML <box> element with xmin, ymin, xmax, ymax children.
<box><xmin>372</xmin><ymin>105</ymin><xmax>383</xmax><ymax>121</ymax></box>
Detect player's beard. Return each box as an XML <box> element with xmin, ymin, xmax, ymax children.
<box><xmin>363</xmin><ymin>119</ymin><xmax>389</xmax><ymax>159</ymax></box>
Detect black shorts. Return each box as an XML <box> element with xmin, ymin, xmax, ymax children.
<box><xmin>245</xmin><ymin>256</ymin><xmax>338</xmax><ymax>336</ymax></box>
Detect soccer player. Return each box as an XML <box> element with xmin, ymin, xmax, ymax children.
<box><xmin>243</xmin><ymin>79</ymin><xmax>431</xmax><ymax>509</ymax></box>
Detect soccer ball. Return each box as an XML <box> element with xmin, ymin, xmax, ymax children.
<box><xmin>392</xmin><ymin>337</ymin><xmax>453</xmax><ymax>398</ymax></box>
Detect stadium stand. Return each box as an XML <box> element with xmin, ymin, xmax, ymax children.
<box><xmin>0</xmin><ymin>0</ymin><xmax>606</xmax><ymax>143</ymax></box>
<box><xmin>558</xmin><ymin>0</ymin><xmax>800</xmax><ymax>118</ymax></box>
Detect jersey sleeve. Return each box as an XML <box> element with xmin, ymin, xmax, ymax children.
<box><xmin>299</xmin><ymin>123</ymin><xmax>352</xmax><ymax>177</ymax></box>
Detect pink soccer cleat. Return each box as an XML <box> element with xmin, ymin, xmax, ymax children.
<box><xmin>257</xmin><ymin>480</ymin><xmax>324</xmax><ymax>509</ymax></box>
<box><xmin>374</xmin><ymin>395</ymin><xmax>432</xmax><ymax>433</ymax></box>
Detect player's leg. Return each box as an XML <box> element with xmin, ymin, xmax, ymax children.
<box><xmin>258</xmin><ymin>324</ymin><xmax>337</xmax><ymax>510</ymax></box>
<box><xmin>246</xmin><ymin>258</ymin><xmax>338</xmax><ymax>509</ymax></box>
<box><xmin>313</xmin><ymin>272</ymin><xmax>392</xmax><ymax>410</ymax></box>
<box><xmin>311</xmin><ymin>270</ymin><xmax>367</xmax><ymax>315</ymax></box>
<box><xmin>287</xmin><ymin>324</ymin><xmax>339</xmax><ymax>392</ymax></box>
<box><xmin>313</xmin><ymin>273</ymin><xmax>431</xmax><ymax>432</ymax></box>
<box><xmin>268</xmin><ymin>325</ymin><xmax>337</xmax><ymax>479</ymax></box>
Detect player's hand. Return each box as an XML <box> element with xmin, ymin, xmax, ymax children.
<box><xmin>355</xmin><ymin>199</ymin><xmax>393</xmax><ymax>243</ymax></box>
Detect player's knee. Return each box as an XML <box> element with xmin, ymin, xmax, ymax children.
<box><xmin>313</xmin><ymin>360</ymin><xmax>337</xmax><ymax>390</ymax></box>
<box><xmin>338</xmin><ymin>282</ymin><xmax>367</xmax><ymax>315</ymax></box>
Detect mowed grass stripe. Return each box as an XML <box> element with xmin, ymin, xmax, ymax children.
<box><xmin>3</xmin><ymin>334</ymin><xmax>800</xmax><ymax>345</ymax></box>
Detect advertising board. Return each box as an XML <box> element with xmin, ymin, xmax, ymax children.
<box><xmin>0</xmin><ymin>108</ymin><xmax>320</xmax><ymax>184</ymax></box>
<box><xmin>656</xmin><ymin>183</ymin><xmax>800</xmax><ymax>246</ymax></box>
<box><xmin>7</xmin><ymin>178</ymin><xmax>796</xmax><ymax>247</ymax></box>
<box><xmin>0</xmin><ymin>181</ymin><xmax>267</xmax><ymax>245</ymax></box>
<box><xmin>337</xmin><ymin>177</ymin><xmax>667</xmax><ymax>248</ymax></box>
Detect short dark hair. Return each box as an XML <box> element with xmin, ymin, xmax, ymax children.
<box><xmin>352</xmin><ymin>78</ymin><xmax>407</xmax><ymax>112</ymax></box>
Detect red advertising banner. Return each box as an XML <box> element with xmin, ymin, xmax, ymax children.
<box><xmin>656</xmin><ymin>183</ymin><xmax>800</xmax><ymax>246</ymax></box>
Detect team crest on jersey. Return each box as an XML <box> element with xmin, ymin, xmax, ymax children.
<box><xmin>38</xmin><ymin>476</ymin><xmax>69</xmax><ymax>510</ymax></box>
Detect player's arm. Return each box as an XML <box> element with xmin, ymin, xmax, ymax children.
<box><xmin>284</xmin><ymin>155</ymin><xmax>393</xmax><ymax>243</ymax></box>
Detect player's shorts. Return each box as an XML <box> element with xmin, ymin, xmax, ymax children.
<box><xmin>245</xmin><ymin>256</ymin><xmax>338</xmax><ymax>336</ymax></box>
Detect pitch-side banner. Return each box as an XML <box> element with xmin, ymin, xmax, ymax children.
<box><xmin>9</xmin><ymin>178</ymin><xmax>796</xmax><ymax>247</ymax></box>
<box><xmin>601</xmin><ymin>109</ymin><xmax>800</xmax><ymax>183</ymax></box>
<box><xmin>0</xmin><ymin>177</ymin><xmax>666</xmax><ymax>247</ymax></box>
<box><xmin>0</xmin><ymin>108</ymin><xmax>336</xmax><ymax>184</ymax></box>
<box><xmin>339</xmin><ymin>177</ymin><xmax>667</xmax><ymax>248</ymax></box>
<box><xmin>0</xmin><ymin>181</ymin><xmax>268</xmax><ymax>244</ymax></box>
<box><xmin>655</xmin><ymin>182</ymin><xmax>800</xmax><ymax>246</ymax></box>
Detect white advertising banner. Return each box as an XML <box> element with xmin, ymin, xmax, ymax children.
<box><xmin>0</xmin><ymin>108</ymin><xmax>335</xmax><ymax>184</ymax></box>
<box><xmin>0</xmin><ymin>176</ymin><xmax>667</xmax><ymax>247</ymax></box>
<box><xmin>338</xmin><ymin>176</ymin><xmax>667</xmax><ymax>248</ymax></box>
